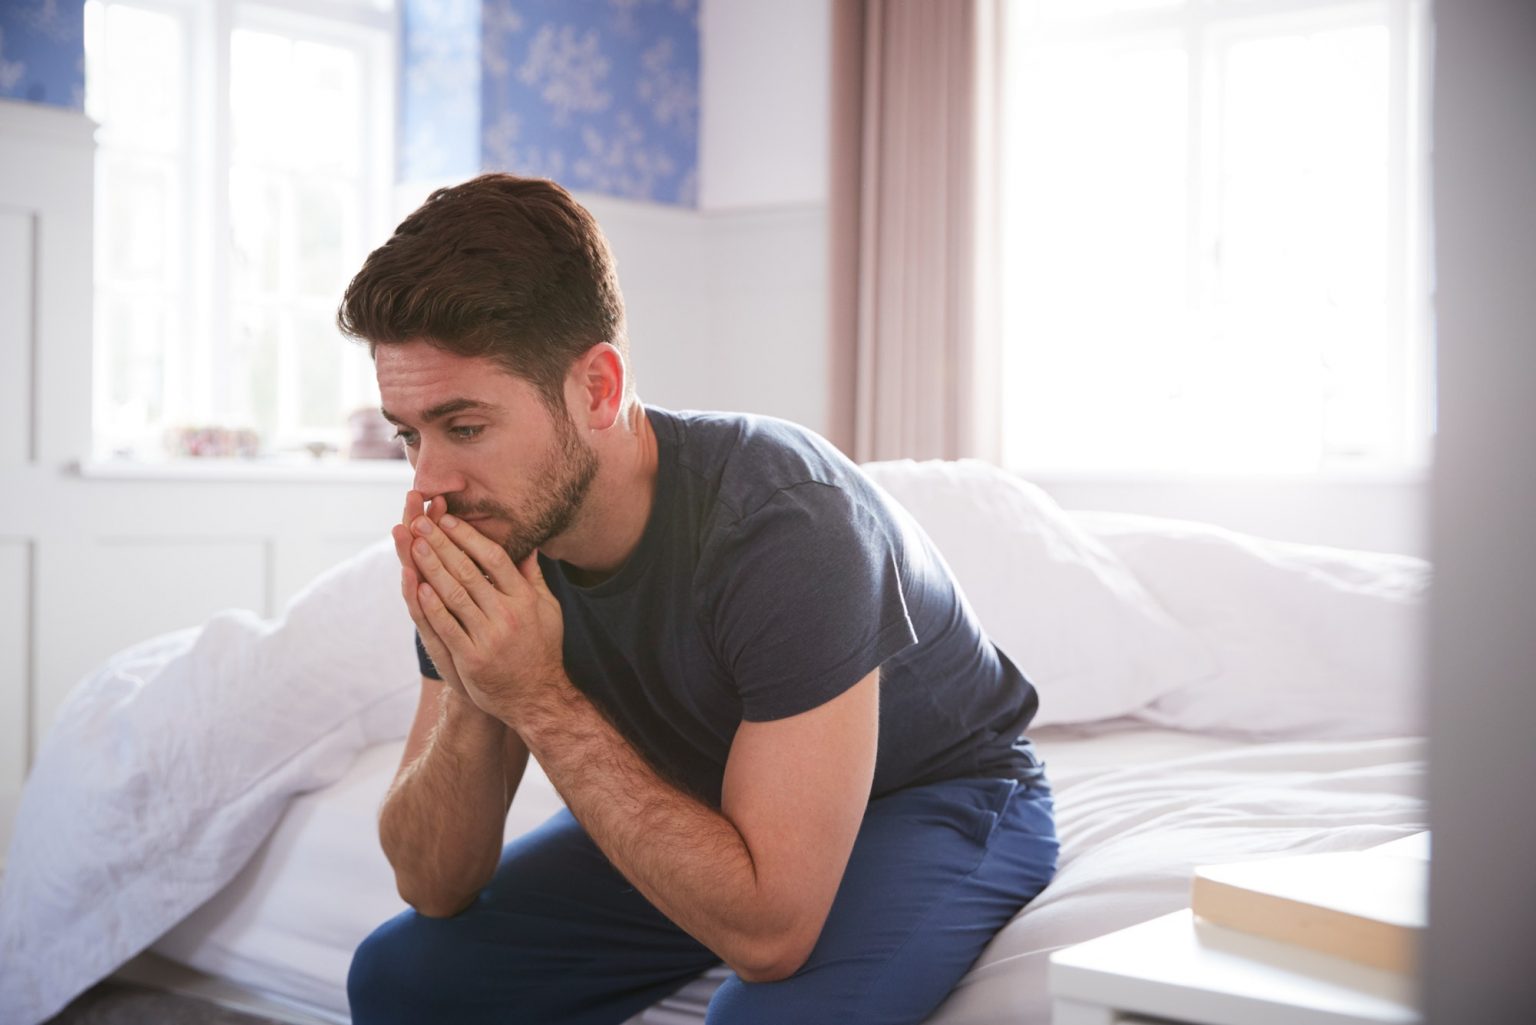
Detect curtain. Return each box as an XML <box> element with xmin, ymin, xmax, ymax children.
<box><xmin>828</xmin><ymin>0</ymin><xmax>1000</xmax><ymax>464</ymax></box>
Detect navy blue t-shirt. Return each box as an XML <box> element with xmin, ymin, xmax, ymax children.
<box><xmin>417</xmin><ymin>406</ymin><xmax>1044</xmax><ymax>807</ymax></box>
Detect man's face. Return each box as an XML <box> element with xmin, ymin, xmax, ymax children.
<box><xmin>376</xmin><ymin>340</ymin><xmax>598</xmax><ymax>564</ymax></box>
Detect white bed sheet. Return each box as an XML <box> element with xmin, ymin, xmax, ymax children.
<box><xmin>150</xmin><ymin>721</ymin><xmax>1427</xmax><ymax>1025</ymax></box>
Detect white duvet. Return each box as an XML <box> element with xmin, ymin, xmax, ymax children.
<box><xmin>0</xmin><ymin>462</ymin><xmax>1432</xmax><ymax>1024</ymax></box>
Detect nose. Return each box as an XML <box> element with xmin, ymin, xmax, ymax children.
<box><xmin>410</xmin><ymin>440</ymin><xmax>466</xmax><ymax>500</ymax></box>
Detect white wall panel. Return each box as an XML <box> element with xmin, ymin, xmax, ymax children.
<box><xmin>0</xmin><ymin>209</ymin><xmax>34</xmax><ymax>466</ymax></box>
<box><xmin>0</xmin><ymin>541</ymin><xmax>29</xmax><ymax>857</ymax></box>
<box><xmin>705</xmin><ymin>206</ymin><xmax>830</xmax><ymax>435</ymax></box>
<box><xmin>0</xmin><ymin>100</ymin><xmax>95</xmax><ymax>467</ymax></box>
<box><xmin>33</xmin><ymin>537</ymin><xmax>268</xmax><ymax>736</ymax></box>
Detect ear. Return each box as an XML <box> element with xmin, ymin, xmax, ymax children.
<box><xmin>567</xmin><ymin>343</ymin><xmax>628</xmax><ymax>431</ymax></box>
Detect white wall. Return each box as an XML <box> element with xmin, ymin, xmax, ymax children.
<box><xmin>699</xmin><ymin>0</ymin><xmax>830</xmax><ymax>211</ymax></box>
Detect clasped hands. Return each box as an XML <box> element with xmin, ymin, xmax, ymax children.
<box><xmin>392</xmin><ymin>489</ymin><xmax>567</xmax><ymax>724</ymax></box>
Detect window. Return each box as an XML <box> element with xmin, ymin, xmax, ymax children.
<box><xmin>999</xmin><ymin>0</ymin><xmax>1432</xmax><ymax>474</ymax></box>
<box><xmin>85</xmin><ymin>0</ymin><xmax>395</xmax><ymax>460</ymax></box>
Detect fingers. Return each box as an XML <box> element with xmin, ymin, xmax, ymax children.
<box><xmin>402</xmin><ymin>489</ymin><xmax>424</xmax><ymax>530</ymax></box>
<box><xmin>396</xmin><ymin>491</ymin><xmax>469</xmax><ymax>692</ymax></box>
<box><xmin>417</xmin><ymin>580</ymin><xmax>473</xmax><ymax>654</ymax></box>
<box><xmin>392</xmin><ymin>521</ymin><xmax>415</xmax><ymax>571</ymax></box>
<box><xmin>436</xmin><ymin>514</ymin><xmax>521</xmax><ymax>592</ymax></box>
<box><xmin>516</xmin><ymin>550</ymin><xmax>549</xmax><ymax>594</ymax></box>
<box><xmin>397</xmin><ymin>556</ymin><xmax>466</xmax><ymax>690</ymax></box>
<box><xmin>394</xmin><ymin>543</ymin><xmax>433</xmax><ymax>641</ymax></box>
<box><xmin>410</xmin><ymin>517</ymin><xmax>495</xmax><ymax>625</ymax></box>
<box><xmin>395</xmin><ymin>490</ymin><xmax>427</xmax><ymax>569</ymax></box>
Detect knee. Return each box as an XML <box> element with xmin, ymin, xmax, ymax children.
<box><xmin>347</xmin><ymin>911</ymin><xmax>441</xmax><ymax>1024</ymax></box>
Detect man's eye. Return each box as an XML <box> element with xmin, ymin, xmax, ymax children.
<box><xmin>450</xmin><ymin>425</ymin><xmax>485</xmax><ymax>440</ymax></box>
<box><xmin>392</xmin><ymin>430</ymin><xmax>418</xmax><ymax>447</ymax></box>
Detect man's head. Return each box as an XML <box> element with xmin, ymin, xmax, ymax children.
<box><xmin>339</xmin><ymin>175</ymin><xmax>630</xmax><ymax>562</ymax></box>
<box><xmin>337</xmin><ymin>173</ymin><xmax>632</xmax><ymax>416</ymax></box>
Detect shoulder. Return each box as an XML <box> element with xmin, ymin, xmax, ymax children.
<box><xmin>652</xmin><ymin>406</ymin><xmax>882</xmax><ymax>529</ymax></box>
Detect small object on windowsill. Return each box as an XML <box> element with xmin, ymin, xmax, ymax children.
<box><xmin>346</xmin><ymin>407</ymin><xmax>406</xmax><ymax>460</ymax></box>
<box><xmin>163</xmin><ymin>425</ymin><xmax>262</xmax><ymax>459</ymax></box>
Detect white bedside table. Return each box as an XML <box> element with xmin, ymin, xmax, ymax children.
<box><xmin>1048</xmin><ymin>909</ymin><xmax>1420</xmax><ymax>1025</ymax></box>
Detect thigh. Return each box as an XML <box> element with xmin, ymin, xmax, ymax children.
<box><xmin>349</xmin><ymin>809</ymin><xmax>720</xmax><ymax>1025</ymax></box>
<box><xmin>707</xmin><ymin>778</ymin><xmax>1059</xmax><ymax>1025</ymax></box>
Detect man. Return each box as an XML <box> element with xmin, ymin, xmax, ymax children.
<box><xmin>339</xmin><ymin>173</ymin><xmax>1057</xmax><ymax>1025</ymax></box>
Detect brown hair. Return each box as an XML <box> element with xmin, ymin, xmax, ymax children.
<box><xmin>337</xmin><ymin>174</ymin><xmax>629</xmax><ymax>409</ymax></box>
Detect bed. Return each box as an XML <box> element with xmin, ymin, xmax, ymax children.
<box><xmin>0</xmin><ymin>460</ymin><xmax>1431</xmax><ymax>1025</ymax></box>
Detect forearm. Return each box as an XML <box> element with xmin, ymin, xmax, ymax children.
<box><xmin>514</xmin><ymin>680</ymin><xmax>806</xmax><ymax>981</ymax></box>
<box><xmin>379</xmin><ymin>689</ymin><xmax>521</xmax><ymax>917</ymax></box>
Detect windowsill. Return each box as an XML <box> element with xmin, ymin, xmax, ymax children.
<box><xmin>75</xmin><ymin>457</ymin><xmax>413</xmax><ymax>484</ymax></box>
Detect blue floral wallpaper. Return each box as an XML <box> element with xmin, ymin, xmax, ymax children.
<box><xmin>0</xmin><ymin>0</ymin><xmax>85</xmax><ymax>110</ymax></box>
<box><xmin>402</xmin><ymin>0</ymin><xmax>700</xmax><ymax>207</ymax></box>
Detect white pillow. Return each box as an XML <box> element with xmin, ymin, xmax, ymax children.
<box><xmin>859</xmin><ymin>459</ymin><xmax>1217</xmax><ymax>726</ymax></box>
<box><xmin>1074</xmin><ymin>511</ymin><xmax>1430</xmax><ymax>739</ymax></box>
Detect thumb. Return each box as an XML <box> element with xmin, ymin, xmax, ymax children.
<box><xmin>518</xmin><ymin>550</ymin><xmax>551</xmax><ymax>594</ymax></box>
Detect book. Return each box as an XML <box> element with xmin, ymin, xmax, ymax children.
<box><xmin>1190</xmin><ymin>838</ymin><xmax>1428</xmax><ymax>975</ymax></box>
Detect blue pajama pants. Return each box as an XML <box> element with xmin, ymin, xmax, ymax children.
<box><xmin>347</xmin><ymin>776</ymin><xmax>1058</xmax><ymax>1025</ymax></box>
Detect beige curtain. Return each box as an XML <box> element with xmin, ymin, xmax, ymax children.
<box><xmin>829</xmin><ymin>0</ymin><xmax>1000</xmax><ymax>464</ymax></box>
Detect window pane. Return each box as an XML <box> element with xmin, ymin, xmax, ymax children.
<box><xmin>91</xmin><ymin>3</ymin><xmax>184</xmax><ymax>153</ymax></box>
<box><xmin>294</xmin><ymin>41</ymin><xmax>363</xmax><ymax>176</ymax></box>
<box><xmin>1000</xmin><ymin>7</ymin><xmax>1413</xmax><ymax>474</ymax></box>
<box><xmin>1002</xmin><ymin>40</ymin><xmax>1189</xmax><ymax>471</ymax></box>
<box><xmin>295</xmin><ymin>310</ymin><xmax>345</xmax><ymax>431</ymax></box>
<box><xmin>230</xmin><ymin>306</ymin><xmax>282</xmax><ymax>443</ymax></box>
<box><xmin>1214</xmin><ymin>24</ymin><xmax>1392</xmax><ymax>466</ymax></box>
<box><xmin>97</xmin><ymin>292</ymin><xmax>169</xmax><ymax>443</ymax></box>
<box><xmin>230</xmin><ymin>167</ymin><xmax>284</xmax><ymax>296</ymax></box>
<box><xmin>229</xmin><ymin>22</ymin><xmax>375</xmax><ymax>450</ymax></box>
<box><xmin>231</xmin><ymin>29</ymin><xmax>295</xmax><ymax>169</ymax></box>
<box><xmin>98</xmin><ymin>154</ymin><xmax>177</xmax><ymax>283</ymax></box>
<box><xmin>88</xmin><ymin>1</ymin><xmax>190</xmax><ymax>459</ymax></box>
<box><xmin>294</xmin><ymin>177</ymin><xmax>354</xmax><ymax>299</ymax></box>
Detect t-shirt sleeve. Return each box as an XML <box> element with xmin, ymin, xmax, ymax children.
<box><xmin>414</xmin><ymin>630</ymin><xmax>443</xmax><ymax>681</ymax></box>
<box><xmin>708</xmin><ymin>481</ymin><xmax>917</xmax><ymax>722</ymax></box>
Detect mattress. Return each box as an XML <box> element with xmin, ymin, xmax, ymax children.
<box><xmin>148</xmin><ymin>720</ymin><xmax>1427</xmax><ymax>1025</ymax></box>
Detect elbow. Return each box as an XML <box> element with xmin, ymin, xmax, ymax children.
<box><xmin>405</xmin><ymin>895</ymin><xmax>474</xmax><ymax>920</ymax></box>
<box><xmin>728</xmin><ymin>932</ymin><xmax>818</xmax><ymax>984</ymax></box>
<box><xmin>395</xmin><ymin>878</ymin><xmax>479</xmax><ymax>920</ymax></box>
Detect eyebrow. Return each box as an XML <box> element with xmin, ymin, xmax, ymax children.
<box><xmin>379</xmin><ymin>398</ymin><xmax>502</xmax><ymax>426</ymax></box>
